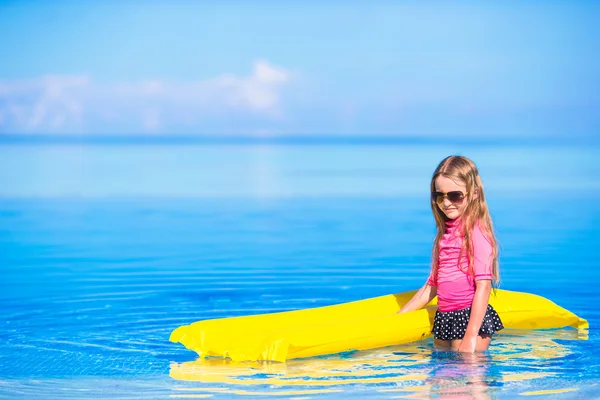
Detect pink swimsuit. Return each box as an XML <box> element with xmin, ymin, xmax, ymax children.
<box><xmin>427</xmin><ymin>219</ymin><xmax>493</xmax><ymax>312</ymax></box>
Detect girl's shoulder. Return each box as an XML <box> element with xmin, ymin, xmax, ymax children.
<box><xmin>470</xmin><ymin>220</ymin><xmax>493</xmax><ymax>247</ymax></box>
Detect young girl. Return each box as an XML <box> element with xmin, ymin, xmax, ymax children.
<box><xmin>399</xmin><ymin>155</ymin><xmax>504</xmax><ymax>353</ymax></box>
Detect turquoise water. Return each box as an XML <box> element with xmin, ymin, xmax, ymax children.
<box><xmin>1</xmin><ymin>142</ymin><xmax>599</xmax><ymax>398</ymax></box>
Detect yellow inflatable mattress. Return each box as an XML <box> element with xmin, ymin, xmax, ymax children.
<box><xmin>170</xmin><ymin>289</ymin><xmax>588</xmax><ymax>362</ymax></box>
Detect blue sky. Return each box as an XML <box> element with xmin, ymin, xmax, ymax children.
<box><xmin>0</xmin><ymin>1</ymin><xmax>598</xmax><ymax>138</ymax></box>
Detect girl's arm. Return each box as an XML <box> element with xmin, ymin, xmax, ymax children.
<box><xmin>458</xmin><ymin>279</ymin><xmax>492</xmax><ymax>352</ymax></box>
<box><xmin>397</xmin><ymin>283</ymin><xmax>437</xmax><ymax>313</ymax></box>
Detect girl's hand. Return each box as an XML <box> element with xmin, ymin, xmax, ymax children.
<box><xmin>396</xmin><ymin>284</ymin><xmax>437</xmax><ymax>315</ymax></box>
<box><xmin>458</xmin><ymin>333</ymin><xmax>477</xmax><ymax>353</ymax></box>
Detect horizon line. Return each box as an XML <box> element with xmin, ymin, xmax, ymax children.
<box><xmin>0</xmin><ymin>133</ymin><xmax>598</xmax><ymax>147</ymax></box>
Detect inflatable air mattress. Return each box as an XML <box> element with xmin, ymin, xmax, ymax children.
<box><xmin>170</xmin><ymin>289</ymin><xmax>588</xmax><ymax>362</ymax></box>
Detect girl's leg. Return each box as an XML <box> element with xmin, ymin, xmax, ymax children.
<box><xmin>450</xmin><ymin>334</ymin><xmax>492</xmax><ymax>351</ymax></box>
<box><xmin>475</xmin><ymin>334</ymin><xmax>492</xmax><ymax>351</ymax></box>
<box><xmin>433</xmin><ymin>339</ymin><xmax>452</xmax><ymax>350</ymax></box>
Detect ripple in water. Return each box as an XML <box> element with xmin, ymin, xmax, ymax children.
<box><xmin>169</xmin><ymin>329</ymin><xmax>589</xmax><ymax>399</ymax></box>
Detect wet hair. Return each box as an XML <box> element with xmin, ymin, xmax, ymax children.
<box><xmin>429</xmin><ymin>155</ymin><xmax>499</xmax><ymax>286</ymax></box>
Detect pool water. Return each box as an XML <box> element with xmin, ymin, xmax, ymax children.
<box><xmin>1</xmin><ymin>142</ymin><xmax>599</xmax><ymax>399</ymax></box>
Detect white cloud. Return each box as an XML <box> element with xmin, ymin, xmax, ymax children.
<box><xmin>212</xmin><ymin>60</ymin><xmax>291</xmax><ymax>113</ymax></box>
<box><xmin>0</xmin><ymin>75</ymin><xmax>89</xmax><ymax>132</ymax></box>
<box><xmin>0</xmin><ymin>60</ymin><xmax>291</xmax><ymax>134</ymax></box>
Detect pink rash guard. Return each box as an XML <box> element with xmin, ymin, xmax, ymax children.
<box><xmin>427</xmin><ymin>218</ymin><xmax>493</xmax><ymax>312</ymax></box>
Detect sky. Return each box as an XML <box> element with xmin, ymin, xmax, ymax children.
<box><xmin>0</xmin><ymin>1</ymin><xmax>599</xmax><ymax>139</ymax></box>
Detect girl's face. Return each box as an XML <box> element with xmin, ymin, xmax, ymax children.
<box><xmin>434</xmin><ymin>175</ymin><xmax>470</xmax><ymax>220</ymax></box>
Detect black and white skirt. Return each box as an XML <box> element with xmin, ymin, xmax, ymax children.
<box><xmin>432</xmin><ymin>304</ymin><xmax>504</xmax><ymax>341</ymax></box>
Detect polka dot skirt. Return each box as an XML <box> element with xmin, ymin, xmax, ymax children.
<box><xmin>432</xmin><ymin>304</ymin><xmax>504</xmax><ymax>341</ymax></box>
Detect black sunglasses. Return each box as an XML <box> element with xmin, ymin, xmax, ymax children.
<box><xmin>431</xmin><ymin>191</ymin><xmax>468</xmax><ymax>205</ymax></box>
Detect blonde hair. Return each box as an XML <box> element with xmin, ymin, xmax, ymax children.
<box><xmin>429</xmin><ymin>155</ymin><xmax>499</xmax><ymax>286</ymax></box>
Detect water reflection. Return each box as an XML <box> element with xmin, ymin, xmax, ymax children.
<box><xmin>426</xmin><ymin>352</ymin><xmax>496</xmax><ymax>400</ymax></box>
<box><xmin>169</xmin><ymin>329</ymin><xmax>585</xmax><ymax>398</ymax></box>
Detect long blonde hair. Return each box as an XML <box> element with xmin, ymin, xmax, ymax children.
<box><xmin>430</xmin><ymin>156</ymin><xmax>499</xmax><ymax>286</ymax></box>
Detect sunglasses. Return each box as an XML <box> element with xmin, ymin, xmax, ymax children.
<box><xmin>431</xmin><ymin>191</ymin><xmax>468</xmax><ymax>205</ymax></box>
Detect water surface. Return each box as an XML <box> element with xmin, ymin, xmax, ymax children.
<box><xmin>1</xmin><ymin>142</ymin><xmax>599</xmax><ymax>398</ymax></box>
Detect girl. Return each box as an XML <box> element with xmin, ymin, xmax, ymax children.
<box><xmin>399</xmin><ymin>155</ymin><xmax>504</xmax><ymax>353</ymax></box>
